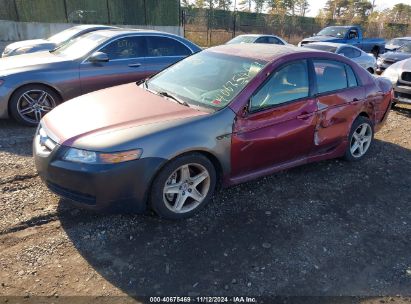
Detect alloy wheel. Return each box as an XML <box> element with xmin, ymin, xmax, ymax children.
<box><xmin>350</xmin><ymin>123</ymin><xmax>372</xmax><ymax>158</ymax></box>
<box><xmin>17</xmin><ymin>90</ymin><xmax>56</xmax><ymax>124</ymax></box>
<box><xmin>163</xmin><ymin>163</ymin><xmax>210</xmax><ymax>214</ymax></box>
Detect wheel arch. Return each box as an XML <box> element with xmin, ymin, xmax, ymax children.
<box><xmin>149</xmin><ymin>149</ymin><xmax>225</xmax><ymax>193</ymax></box>
<box><xmin>8</xmin><ymin>82</ymin><xmax>63</xmax><ymax>115</ymax></box>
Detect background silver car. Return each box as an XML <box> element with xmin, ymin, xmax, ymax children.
<box><xmin>2</xmin><ymin>25</ymin><xmax>117</xmax><ymax>57</ymax></box>
<box><xmin>0</xmin><ymin>29</ymin><xmax>201</xmax><ymax>126</ymax></box>
<box><xmin>302</xmin><ymin>42</ymin><xmax>377</xmax><ymax>74</ymax></box>
<box><xmin>226</xmin><ymin>34</ymin><xmax>289</xmax><ymax>45</ymax></box>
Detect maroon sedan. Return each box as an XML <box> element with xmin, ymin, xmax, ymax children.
<box><xmin>34</xmin><ymin>44</ymin><xmax>392</xmax><ymax>219</ymax></box>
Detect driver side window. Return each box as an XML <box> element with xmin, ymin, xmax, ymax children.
<box><xmin>100</xmin><ymin>36</ymin><xmax>146</xmax><ymax>60</ymax></box>
<box><xmin>250</xmin><ymin>60</ymin><xmax>309</xmax><ymax>112</ymax></box>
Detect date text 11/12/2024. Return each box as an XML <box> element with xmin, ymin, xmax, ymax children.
<box><xmin>149</xmin><ymin>296</ymin><xmax>257</xmax><ymax>303</ymax></box>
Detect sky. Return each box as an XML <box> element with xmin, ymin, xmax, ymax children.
<box><xmin>305</xmin><ymin>0</ymin><xmax>411</xmax><ymax>17</ymax></box>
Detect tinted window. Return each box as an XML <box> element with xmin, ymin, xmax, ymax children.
<box><xmin>351</xmin><ymin>48</ymin><xmax>361</xmax><ymax>58</ymax></box>
<box><xmin>338</xmin><ymin>47</ymin><xmax>354</xmax><ymax>58</ymax></box>
<box><xmin>346</xmin><ymin>64</ymin><xmax>358</xmax><ymax>87</ymax></box>
<box><xmin>314</xmin><ymin>60</ymin><xmax>348</xmax><ymax>93</ymax></box>
<box><xmin>250</xmin><ymin>60</ymin><xmax>309</xmax><ymax>111</ymax></box>
<box><xmin>100</xmin><ymin>36</ymin><xmax>146</xmax><ymax>60</ymax></box>
<box><xmin>255</xmin><ymin>37</ymin><xmax>269</xmax><ymax>44</ymax></box>
<box><xmin>146</xmin><ymin>36</ymin><xmax>191</xmax><ymax>57</ymax></box>
<box><xmin>267</xmin><ymin>37</ymin><xmax>282</xmax><ymax>44</ymax></box>
<box><xmin>348</xmin><ymin>29</ymin><xmax>358</xmax><ymax>39</ymax></box>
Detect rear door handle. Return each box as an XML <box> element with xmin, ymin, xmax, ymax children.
<box><xmin>128</xmin><ymin>63</ymin><xmax>142</xmax><ymax>68</ymax></box>
<box><xmin>349</xmin><ymin>98</ymin><xmax>359</xmax><ymax>104</ymax></box>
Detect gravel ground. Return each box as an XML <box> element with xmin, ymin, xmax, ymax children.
<box><xmin>0</xmin><ymin>104</ymin><xmax>410</xmax><ymax>303</ymax></box>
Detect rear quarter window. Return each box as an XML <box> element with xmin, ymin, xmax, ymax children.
<box><xmin>146</xmin><ymin>36</ymin><xmax>191</xmax><ymax>57</ymax></box>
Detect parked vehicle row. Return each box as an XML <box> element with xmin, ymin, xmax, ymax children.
<box><xmin>0</xmin><ymin>25</ymin><xmax>395</xmax><ymax>219</ymax></box>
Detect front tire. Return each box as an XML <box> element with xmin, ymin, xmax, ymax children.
<box><xmin>150</xmin><ymin>153</ymin><xmax>217</xmax><ymax>219</ymax></box>
<box><xmin>9</xmin><ymin>85</ymin><xmax>61</xmax><ymax>127</ymax></box>
<box><xmin>344</xmin><ymin>116</ymin><xmax>374</xmax><ymax>161</ymax></box>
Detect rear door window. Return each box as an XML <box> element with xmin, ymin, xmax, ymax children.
<box><xmin>255</xmin><ymin>37</ymin><xmax>269</xmax><ymax>44</ymax></box>
<box><xmin>313</xmin><ymin>60</ymin><xmax>349</xmax><ymax>93</ymax></box>
<box><xmin>267</xmin><ymin>37</ymin><xmax>282</xmax><ymax>44</ymax></box>
<box><xmin>146</xmin><ymin>36</ymin><xmax>191</xmax><ymax>57</ymax></box>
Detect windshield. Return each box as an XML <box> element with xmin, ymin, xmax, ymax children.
<box><xmin>48</xmin><ymin>27</ymin><xmax>84</xmax><ymax>45</ymax></box>
<box><xmin>317</xmin><ymin>26</ymin><xmax>348</xmax><ymax>38</ymax></box>
<box><xmin>226</xmin><ymin>36</ymin><xmax>257</xmax><ymax>44</ymax></box>
<box><xmin>51</xmin><ymin>32</ymin><xmax>111</xmax><ymax>58</ymax></box>
<box><xmin>147</xmin><ymin>51</ymin><xmax>267</xmax><ymax>110</ymax></box>
<box><xmin>397</xmin><ymin>43</ymin><xmax>411</xmax><ymax>53</ymax></box>
<box><xmin>387</xmin><ymin>38</ymin><xmax>410</xmax><ymax>46</ymax></box>
<box><xmin>302</xmin><ymin>44</ymin><xmax>337</xmax><ymax>53</ymax></box>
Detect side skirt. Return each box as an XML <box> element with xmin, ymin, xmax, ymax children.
<box><xmin>226</xmin><ymin>140</ymin><xmax>347</xmax><ymax>186</ymax></box>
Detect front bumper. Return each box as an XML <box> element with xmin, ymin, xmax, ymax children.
<box><xmin>33</xmin><ymin>131</ymin><xmax>166</xmax><ymax>212</ymax></box>
<box><xmin>393</xmin><ymin>84</ymin><xmax>411</xmax><ymax>104</ymax></box>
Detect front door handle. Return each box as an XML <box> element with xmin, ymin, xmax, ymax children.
<box><xmin>349</xmin><ymin>98</ymin><xmax>359</xmax><ymax>104</ymax></box>
<box><xmin>128</xmin><ymin>63</ymin><xmax>142</xmax><ymax>68</ymax></box>
<box><xmin>297</xmin><ymin>112</ymin><xmax>312</xmax><ymax>120</ymax></box>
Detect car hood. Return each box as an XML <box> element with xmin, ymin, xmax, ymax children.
<box><xmin>5</xmin><ymin>39</ymin><xmax>56</xmax><ymax>52</ymax></box>
<box><xmin>385</xmin><ymin>44</ymin><xmax>401</xmax><ymax>51</ymax></box>
<box><xmin>302</xmin><ymin>36</ymin><xmax>342</xmax><ymax>43</ymax></box>
<box><xmin>42</xmin><ymin>83</ymin><xmax>208</xmax><ymax>148</ymax></box>
<box><xmin>381</xmin><ymin>51</ymin><xmax>411</xmax><ymax>62</ymax></box>
<box><xmin>0</xmin><ymin>51</ymin><xmax>70</xmax><ymax>74</ymax></box>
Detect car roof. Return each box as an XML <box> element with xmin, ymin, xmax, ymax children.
<box><xmin>71</xmin><ymin>24</ymin><xmax>116</xmax><ymax>30</ymax></box>
<box><xmin>305</xmin><ymin>42</ymin><xmax>363</xmax><ymax>51</ymax></box>
<box><xmin>206</xmin><ymin>43</ymin><xmax>320</xmax><ymax>61</ymax></box>
<box><xmin>237</xmin><ymin>34</ymin><xmax>277</xmax><ymax>38</ymax></box>
<box><xmin>391</xmin><ymin>37</ymin><xmax>411</xmax><ymax>40</ymax></box>
<box><xmin>86</xmin><ymin>28</ymin><xmax>179</xmax><ymax>38</ymax></box>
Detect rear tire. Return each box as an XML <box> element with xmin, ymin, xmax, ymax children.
<box><xmin>9</xmin><ymin>84</ymin><xmax>61</xmax><ymax>127</ymax></box>
<box><xmin>149</xmin><ymin>153</ymin><xmax>216</xmax><ymax>220</ymax></box>
<box><xmin>344</xmin><ymin>116</ymin><xmax>374</xmax><ymax>161</ymax></box>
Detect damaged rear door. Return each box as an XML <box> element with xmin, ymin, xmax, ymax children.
<box><xmin>311</xmin><ymin>59</ymin><xmax>366</xmax><ymax>155</ymax></box>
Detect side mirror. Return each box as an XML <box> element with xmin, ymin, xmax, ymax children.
<box><xmin>241</xmin><ymin>104</ymin><xmax>249</xmax><ymax>118</ymax></box>
<box><xmin>88</xmin><ymin>51</ymin><xmax>109</xmax><ymax>63</ymax></box>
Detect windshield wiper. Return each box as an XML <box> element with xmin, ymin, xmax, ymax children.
<box><xmin>157</xmin><ymin>91</ymin><xmax>190</xmax><ymax>107</ymax></box>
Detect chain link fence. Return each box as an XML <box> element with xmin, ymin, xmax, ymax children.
<box><xmin>0</xmin><ymin>0</ymin><xmax>180</xmax><ymax>26</ymax></box>
<box><xmin>183</xmin><ymin>8</ymin><xmax>410</xmax><ymax>47</ymax></box>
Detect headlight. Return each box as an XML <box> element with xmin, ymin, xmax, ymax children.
<box><xmin>3</xmin><ymin>47</ymin><xmax>11</xmax><ymax>55</ymax></box>
<box><xmin>63</xmin><ymin>148</ymin><xmax>143</xmax><ymax>164</ymax></box>
<box><xmin>13</xmin><ymin>46</ymin><xmax>33</xmax><ymax>55</ymax></box>
<box><xmin>382</xmin><ymin>66</ymin><xmax>400</xmax><ymax>83</ymax></box>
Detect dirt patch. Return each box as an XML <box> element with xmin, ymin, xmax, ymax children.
<box><xmin>0</xmin><ymin>105</ymin><xmax>410</xmax><ymax>301</ymax></box>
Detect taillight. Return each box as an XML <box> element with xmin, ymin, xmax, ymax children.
<box><xmin>391</xmin><ymin>89</ymin><xmax>395</xmax><ymax>100</ymax></box>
